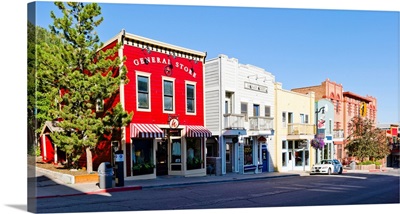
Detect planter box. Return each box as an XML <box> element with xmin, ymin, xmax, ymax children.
<box><xmin>75</xmin><ymin>174</ymin><xmax>99</xmax><ymax>183</ymax></box>
<box><xmin>356</xmin><ymin>164</ymin><xmax>376</xmax><ymax>170</ymax></box>
<box><xmin>132</xmin><ymin>168</ymin><xmax>154</xmax><ymax>176</ymax></box>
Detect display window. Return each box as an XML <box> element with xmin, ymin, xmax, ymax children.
<box><xmin>186</xmin><ymin>138</ymin><xmax>203</xmax><ymax>170</ymax></box>
<box><xmin>132</xmin><ymin>139</ymin><xmax>154</xmax><ymax>176</ymax></box>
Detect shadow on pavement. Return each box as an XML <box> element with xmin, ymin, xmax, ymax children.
<box><xmin>27</xmin><ymin>174</ymin><xmax>109</xmax><ymax>213</ymax></box>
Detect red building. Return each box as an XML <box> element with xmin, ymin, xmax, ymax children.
<box><xmin>39</xmin><ymin>121</ymin><xmax>65</xmax><ymax>164</ymax></box>
<box><xmin>378</xmin><ymin>123</ymin><xmax>400</xmax><ymax>167</ymax></box>
<box><xmin>102</xmin><ymin>30</ymin><xmax>211</xmax><ymax>179</ymax></box>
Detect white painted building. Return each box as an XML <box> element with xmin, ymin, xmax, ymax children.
<box><xmin>205</xmin><ymin>54</ymin><xmax>275</xmax><ymax>175</ymax></box>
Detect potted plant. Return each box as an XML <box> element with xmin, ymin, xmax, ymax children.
<box><xmin>311</xmin><ymin>138</ymin><xmax>325</xmax><ymax>150</ymax></box>
<box><xmin>132</xmin><ymin>161</ymin><xmax>155</xmax><ymax>176</ymax></box>
<box><xmin>187</xmin><ymin>157</ymin><xmax>203</xmax><ymax>170</ymax></box>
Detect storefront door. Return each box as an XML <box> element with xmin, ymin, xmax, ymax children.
<box><xmin>288</xmin><ymin>151</ymin><xmax>293</xmax><ymax>170</ymax></box>
<box><xmin>156</xmin><ymin>139</ymin><xmax>168</xmax><ymax>176</ymax></box>
<box><xmin>262</xmin><ymin>144</ymin><xmax>268</xmax><ymax>172</ymax></box>
<box><xmin>226</xmin><ymin>143</ymin><xmax>232</xmax><ymax>173</ymax></box>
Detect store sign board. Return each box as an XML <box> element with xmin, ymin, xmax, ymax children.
<box><xmin>244</xmin><ymin>82</ymin><xmax>268</xmax><ymax>93</ymax></box>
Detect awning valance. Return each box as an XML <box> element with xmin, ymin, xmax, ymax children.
<box><xmin>130</xmin><ymin>123</ymin><xmax>164</xmax><ymax>138</ymax></box>
<box><xmin>223</xmin><ymin>129</ymin><xmax>247</xmax><ymax>136</ymax></box>
<box><xmin>186</xmin><ymin>125</ymin><xmax>212</xmax><ymax>138</ymax></box>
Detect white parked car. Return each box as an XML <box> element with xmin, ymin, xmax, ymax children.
<box><xmin>310</xmin><ymin>159</ymin><xmax>343</xmax><ymax>175</ymax></box>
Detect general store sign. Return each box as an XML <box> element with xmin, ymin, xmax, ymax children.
<box><xmin>244</xmin><ymin>82</ymin><xmax>268</xmax><ymax>93</ymax></box>
<box><xmin>133</xmin><ymin>56</ymin><xmax>197</xmax><ymax>78</ymax></box>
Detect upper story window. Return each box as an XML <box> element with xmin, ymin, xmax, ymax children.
<box><xmin>186</xmin><ymin>81</ymin><xmax>196</xmax><ymax>114</ymax></box>
<box><xmin>163</xmin><ymin>77</ymin><xmax>175</xmax><ymax>113</ymax></box>
<box><xmin>241</xmin><ymin>102</ymin><xmax>248</xmax><ymax>122</ymax></box>
<box><xmin>282</xmin><ymin>112</ymin><xmax>287</xmax><ymax>127</ymax></box>
<box><xmin>136</xmin><ymin>72</ymin><xmax>151</xmax><ymax>111</ymax></box>
<box><xmin>336</xmin><ymin>100</ymin><xmax>340</xmax><ymax>113</ymax></box>
<box><xmin>348</xmin><ymin>102</ymin><xmax>352</xmax><ymax>116</ymax></box>
<box><xmin>253</xmin><ymin>104</ymin><xmax>260</xmax><ymax>117</ymax></box>
<box><xmin>225</xmin><ymin>92</ymin><xmax>233</xmax><ymax>114</ymax></box>
<box><xmin>300</xmin><ymin>114</ymin><xmax>309</xmax><ymax>124</ymax></box>
<box><xmin>265</xmin><ymin>106</ymin><xmax>271</xmax><ymax>117</ymax></box>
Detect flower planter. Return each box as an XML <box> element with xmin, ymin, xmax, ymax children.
<box><xmin>132</xmin><ymin>168</ymin><xmax>154</xmax><ymax>176</ymax></box>
<box><xmin>75</xmin><ymin>174</ymin><xmax>99</xmax><ymax>183</ymax></box>
<box><xmin>356</xmin><ymin>164</ymin><xmax>376</xmax><ymax>170</ymax></box>
<box><xmin>187</xmin><ymin>163</ymin><xmax>202</xmax><ymax>170</ymax></box>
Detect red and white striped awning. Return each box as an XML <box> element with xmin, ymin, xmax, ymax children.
<box><xmin>130</xmin><ymin>123</ymin><xmax>165</xmax><ymax>138</ymax></box>
<box><xmin>186</xmin><ymin>125</ymin><xmax>212</xmax><ymax>138</ymax></box>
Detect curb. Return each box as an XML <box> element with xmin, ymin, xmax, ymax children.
<box><xmin>36</xmin><ymin>167</ymin><xmax>75</xmax><ymax>184</ymax></box>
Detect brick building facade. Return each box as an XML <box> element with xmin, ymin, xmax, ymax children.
<box><xmin>291</xmin><ymin>78</ymin><xmax>377</xmax><ymax>164</ymax></box>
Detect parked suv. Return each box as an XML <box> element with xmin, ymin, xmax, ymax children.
<box><xmin>310</xmin><ymin>159</ymin><xmax>343</xmax><ymax>175</ymax></box>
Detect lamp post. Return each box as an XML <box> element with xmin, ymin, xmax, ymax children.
<box><xmin>314</xmin><ymin>105</ymin><xmax>326</xmax><ymax>163</ymax></box>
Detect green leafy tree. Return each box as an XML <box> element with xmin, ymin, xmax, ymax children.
<box><xmin>45</xmin><ymin>2</ymin><xmax>132</xmax><ymax>172</ymax></box>
<box><xmin>345</xmin><ymin>116</ymin><xmax>390</xmax><ymax>162</ymax></box>
<box><xmin>27</xmin><ymin>21</ymin><xmax>63</xmax><ymax>155</ymax></box>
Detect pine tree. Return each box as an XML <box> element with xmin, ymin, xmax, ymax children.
<box><xmin>45</xmin><ymin>2</ymin><xmax>132</xmax><ymax>172</ymax></box>
<box><xmin>345</xmin><ymin>116</ymin><xmax>390</xmax><ymax>162</ymax></box>
<box><xmin>28</xmin><ymin>22</ymin><xmax>63</xmax><ymax>155</ymax></box>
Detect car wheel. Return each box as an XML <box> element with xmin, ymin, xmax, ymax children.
<box><xmin>338</xmin><ymin>167</ymin><xmax>343</xmax><ymax>174</ymax></box>
<box><xmin>327</xmin><ymin>168</ymin><xmax>331</xmax><ymax>175</ymax></box>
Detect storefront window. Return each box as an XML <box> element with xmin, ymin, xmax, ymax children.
<box><xmin>294</xmin><ymin>140</ymin><xmax>310</xmax><ymax>167</ymax></box>
<box><xmin>282</xmin><ymin>140</ymin><xmax>287</xmax><ymax>149</ymax></box>
<box><xmin>171</xmin><ymin>139</ymin><xmax>181</xmax><ymax>163</ymax></box>
<box><xmin>132</xmin><ymin>139</ymin><xmax>154</xmax><ymax>175</ymax></box>
<box><xmin>244</xmin><ymin>138</ymin><xmax>253</xmax><ymax>165</ymax></box>
<box><xmin>295</xmin><ymin>151</ymin><xmax>303</xmax><ymax>166</ymax></box>
<box><xmin>187</xmin><ymin>138</ymin><xmax>202</xmax><ymax>170</ymax></box>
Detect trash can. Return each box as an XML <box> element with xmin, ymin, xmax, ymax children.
<box><xmin>98</xmin><ymin>162</ymin><xmax>113</xmax><ymax>189</ymax></box>
<box><xmin>350</xmin><ymin>161</ymin><xmax>356</xmax><ymax>170</ymax></box>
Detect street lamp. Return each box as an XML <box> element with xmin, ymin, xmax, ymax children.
<box><xmin>314</xmin><ymin>104</ymin><xmax>327</xmax><ymax>162</ymax></box>
<box><xmin>315</xmin><ymin>104</ymin><xmax>328</xmax><ymax>136</ymax></box>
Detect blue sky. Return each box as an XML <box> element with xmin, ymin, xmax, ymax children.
<box><xmin>31</xmin><ymin>1</ymin><xmax>399</xmax><ymax>125</ymax></box>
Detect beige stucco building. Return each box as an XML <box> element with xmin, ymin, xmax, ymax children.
<box><xmin>274</xmin><ymin>82</ymin><xmax>316</xmax><ymax>172</ymax></box>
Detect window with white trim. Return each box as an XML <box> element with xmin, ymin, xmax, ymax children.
<box><xmin>282</xmin><ymin>112</ymin><xmax>287</xmax><ymax>127</ymax></box>
<box><xmin>300</xmin><ymin>113</ymin><xmax>309</xmax><ymax>124</ymax></box>
<box><xmin>241</xmin><ymin>102</ymin><xmax>248</xmax><ymax>122</ymax></box>
<box><xmin>186</xmin><ymin>81</ymin><xmax>196</xmax><ymax>114</ymax></box>
<box><xmin>163</xmin><ymin>77</ymin><xmax>175</xmax><ymax>113</ymax></box>
<box><xmin>136</xmin><ymin>72</ymin><xmax>151</xmax><ymax>111</ymax></box>
<box><xmin>265</xmin><ymin>105</ymin><xmax>271</xmax><ymax>117</ymax></box>
<box><xmin>253</xmin><ymin>104</ymin><xmax>260</xmax><ymax>116</ymax></box>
